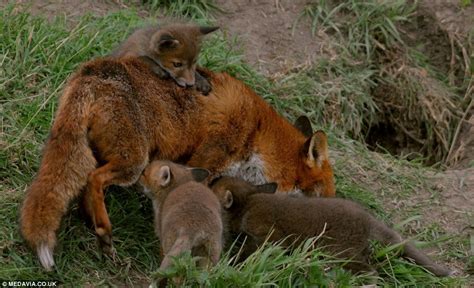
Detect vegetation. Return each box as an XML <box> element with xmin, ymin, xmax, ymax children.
<box><xmin>0</xmin><ymin>1</ymin><xmax>470</xmax><ymax>286</ymax></box>
<box><xmin>294</xmin><ymin>0</ymin><xmax>471</xmax><ymax>164</ymax></box>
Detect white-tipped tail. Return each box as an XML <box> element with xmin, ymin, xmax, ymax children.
<box><xmin>37</xmin><ymin>244</ymin><xmax>55</xmax><ymax>271</ymax></box>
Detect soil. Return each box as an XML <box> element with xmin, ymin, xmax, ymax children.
<box><xmin>3</xmin><ymin>0</ymin><xmax>473</xmax><ymax>278</ymax></box>
<box><xmin>1</xmin><ymin>0</ymin><xmax>127</xmax><ymax>19</ymax></box>
<box><xmin>214</xmin><ymin>0</ymin><xmax>324</xmax><ymax>76</ymax></box>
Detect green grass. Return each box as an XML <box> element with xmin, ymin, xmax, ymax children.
<box><xmin>141</xmin><ymin>0</ymin><xmax>221</xmax><ymax>19</ymax></box>
<box><xmin>294</xmin><ymin>0</ymin><xmax>468</xmax><ymax>164</ymax></box>
<box><xmin>0</xmin><ymin>1</ymin><xmax>470</xmax><ymax>287</ymax></box>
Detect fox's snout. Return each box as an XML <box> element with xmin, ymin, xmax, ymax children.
<box><xmin>175</xmin><ymin>75</ymin><xmax>195</xmax><ymax>88</ymax></box>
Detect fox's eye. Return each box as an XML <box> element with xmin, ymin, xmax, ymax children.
<box><xmin>173</xmin><ymin>62</ymin><xmax>183</xmax><ymax>67</ymax></box>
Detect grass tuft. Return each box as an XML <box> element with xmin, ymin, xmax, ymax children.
<box><xmin>0</xmin><ymin>2</ymin><xmax>469</xmax><ymax>286</ymax></box>
<box><xmin>293</xmin><ymin>0</ymin><xmax>470</xmax><ymax>164</ymax></box>
<box><xmin>142</xmin><ymin>0</ymin><xmax>220</xmax><ymax>19</ymax></box>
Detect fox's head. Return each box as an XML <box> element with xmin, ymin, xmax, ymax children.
<box><xmin>149</xmin><ymin>24</ymin><xmax>219</xmax><ymax>87</ymax></box>
<box><xmin>293</xmin><ymin>116</ymin><xmax>336</xmax><ymax>197</ymax></box>
<box><xmin>139</xmin><ymin>160</ymin><xmax>210</xmax><ymax>200</ymax></box>
<box><xmin>211</xmin><ymin>177</ymin><xmax>277</xmax><ymax>233</ymax></box>
<box><xmin>211</xmin><ymin>177</ymin><xmax>278</xmax><ymax>210</ymax></box>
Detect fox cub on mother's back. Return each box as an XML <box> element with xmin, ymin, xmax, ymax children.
<box><xmin>211</xmin><ymin>177</ymin><xmax>454</xmax><ymax>277</ymax></box>
<box><xmin>112</xmin><ymin>23</ymin><xmax>218</xmax><ymax>94</ymax></box>
<box><xmin>140</xmin><ymin>160</ymin><xmax>224</xmax><ymax>271</ymax></box>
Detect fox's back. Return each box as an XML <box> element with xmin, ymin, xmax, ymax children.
<box><xmin>111</xmin><ymin>26</ymin><xmax>159</xmax><ymax>58</ymax></box>
<box><xmin>72</xmin><ymin>56</ymin><xmax>311</xmax><ymax>180</ymax></box>
<box><xmin>74</xmin><ymin>57</ymin><xmax>206</xmax><ymax>160</ymax></box>
<box><xmin>244</xmin><ymin>194</ymin><xmax>372</xmax><ymax>244</ymax></box>
<box><xmin>161</xmin><ymin>182</ymin><xmax>222</xmax><ymax>234</ymax></box>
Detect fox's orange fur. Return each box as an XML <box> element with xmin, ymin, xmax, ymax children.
<box><xmin>20</xmin><ymin>57</ymin><xmax>335</xmax><ymax>270</ymax></box>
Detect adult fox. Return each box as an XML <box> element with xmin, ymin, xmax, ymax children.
<box><xmin>20</xmin><ymin>57</ymin><xmax>335</xmax><ymax>270</ymax></box>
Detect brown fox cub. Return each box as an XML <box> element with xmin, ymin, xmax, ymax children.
<box><xmin>20</xmin><ymin>56</ymin><xmax>335</xmax><ymax>270</ymax></box>
<box><xmin>211</xmin><ymin>177</ymin><xmax>454</xmax><ymax>277</ymax></box>
<box><xmin>139</xmin><ymin>160</ymin><xmax>224</xmax><ymax>271</ymax></box>
<box><xmin>112</xmin><ymin>23</ymin><xmax>218</xmax><ymax>94</ymax></box>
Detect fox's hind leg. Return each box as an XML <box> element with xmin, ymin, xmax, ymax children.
<box><xmin>84</xmin><ymin>157</ymin><xmax>147</xmax><ymax>254</ymax></box>
<box><xmin>83</xmin><ymin>105</ymin><xmax>149</xmax><ymax>254</ymax></box>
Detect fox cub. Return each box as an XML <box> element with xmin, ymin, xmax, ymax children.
<box><xmin>112</xmin><ymin>23</ymin><xmax>218</xmax><ymax>94</ymax></box>
<box><xmin>139</xmin><ymin>160</ymin><xmax>224</xmax><ymax>271</ymax></box>
<box><xmin>211</xmin><ymin>177</ymin><xmax>454</xmax><ymax>277</ymax></box>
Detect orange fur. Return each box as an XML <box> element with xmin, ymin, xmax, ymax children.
<box><xmin>20</xmin><ymin>57</ymin><xmax>335</xmax><ymax>270</ymax></box>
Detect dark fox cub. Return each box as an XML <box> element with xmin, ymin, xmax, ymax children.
<box><xmin>112</xmin><ymin>23</ymin><xmax>218</xmax><ymax>94</ymax></box>
<box><xmin>211</xmin><ymin>177</ymin><xmax>454</xmax><ymax>277</ymax></box>
<box><xmin>139</xmin><ymin>160</ymin><xmax>224</xmax><ymax>271</ymax></box>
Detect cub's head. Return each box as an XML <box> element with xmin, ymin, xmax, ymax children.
<box><xmin>139</xmin><ymin>160</ymin><xmax>210</xmax><ymax>199</ymax></box>
<box><xmin>293</xmin><ymin>116</ymin><xmax>336</xmax><ymax>197</ymax></box>
<box><xmin>149</xmin><ymin>24</ymin><xmax>218</xmax><ymax>87</ymax></box>
<box><xmin>211</xmin><ymin>177</ymin><xmax>278</xmax><ymax>211</ymax></box>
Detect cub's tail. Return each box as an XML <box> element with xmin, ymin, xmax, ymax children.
<box><xmin>20</xmin><ymin>81</ymin><xmax>97</xmax><ymax>271</ymax></box>
<box><xmin>369</xmin><ymin>218</ymin><xmax>453</xmax><ymax>277</ymax></box>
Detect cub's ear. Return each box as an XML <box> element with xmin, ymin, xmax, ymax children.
<box><xmin>199</xmin><ymin>26</ymin><xmax>219</xmax><ymax>35</ymax></box>
<box><xmin>157</xmin><ymin>166</ymin><xmax>172</xmax><ymax>187</ymax></box>
<box><xmin>191</xmin><ymin>168</ymin><xmax>210</xmax><ymax>182</ymax></box>
<box><xmin>223</xmin><ymin>190</ymin><xmax>234</xmax><ymax>209</ymax></box>
<box><xmin>156</xmin><ymin>32</ymin><xmax>180</xmax><ymax>51</ymax></box>
<box><xmin>303</xmin><ymin>130</ymin><xmax>329</xmax><ymax>168</ymax></box>
<box><xmin>294</xmin><ymin>116</ymin><xmax>313</xmax><ymax>138</ymax></box>
<box><xmin>255</xmin><ymin>182</ymin><xmax>278</xmax><ymax>194</ymax></box>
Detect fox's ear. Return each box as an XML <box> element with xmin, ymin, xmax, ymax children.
<box><xmin>294</xmin><ymin>116</ymin><xmax>313</xmax><ymax>138</ymax></box>
<box><xmin>157</xmin><ymin>33</ymin><xmax>179</xmax><ymax>51</ymax></box>
<box><xmin>191</xmin><ymin>168</ymin><xmax>210</xmax><ymax>182</ymax></box>
<box><xmin>303</xmin><ymin>130</ymin><xmax>329</xmax><ymax>168</ymax></box>
<box><xmin>199</xmin><ymin>26</ymin><xmax>219</xmax><ymax>35</ymax></box>
<box><xmin>255</xmin><ymin>182</ymin><xmax>278</xmax><ymax>194</ymax></box>
<box><xmin>223</xmin><ymin>190</ymin><xmax>233</xmax><ymax>209</ymax></box>
<box><xmin>157</xmin><ymin>166</ymin><xmax>172</xmax><ymax>187</ymax></box>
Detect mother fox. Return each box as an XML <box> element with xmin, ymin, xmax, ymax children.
<box><xmin>20</xmin><ymin>57</ymin><xmax>335</xmax><ymax>270</ymax></box>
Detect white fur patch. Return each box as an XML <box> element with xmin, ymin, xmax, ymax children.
<box><xmin>221</xmin><ymin>154</ymin><xmax>303</xmax><ymax>194</ymax></box>
<box><xmin>221</xmin><ymin>154</ymin><xmax>268</xmax><ymax>185</ymax></box>
<box><xmin>37</xmin><ymin>244</ymin><xmax>54</xmax><ymax>271</ymax></box>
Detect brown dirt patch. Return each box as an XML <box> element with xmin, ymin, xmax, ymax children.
<box><xmin>1</xmin><ymin>0</ymin><xmax>122</xmax><ymax>19</ymax></box>
<box><xmin>428</xmin><ymin>168</ymin><xmax>474</xmax><ymax>233</ymax></box>
<box><xmin>214</xmin><ymin>0</ymin><xmax>324</xmax><ymax>76</ymax></box>
<box><xmin>418</xmin><ymin>0</ymin><xmax>474</xmax><ymax>38</ymax></box>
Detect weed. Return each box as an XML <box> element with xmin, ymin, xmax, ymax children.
<box><xmin>0</xmin><ymin>2</ymin><xmax>468</xmax><ymax>286</ymax></box>
<box><xmin>294</xmin><ymin>0</ymin><xmax>469</xmax><ymax>164</ymax></box>
<box><xmin>142</xmin><ymin>0</ymin><xmax>220</xmax><ymax>19</ymax></box>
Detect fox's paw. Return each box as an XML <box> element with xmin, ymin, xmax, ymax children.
<box><xmin>96</xmin><ymin>226</ymin><xmax>115</xmax><ymax>257</ymax></box>
<box><xmin>37</xmin><ymin>242</ymin><xmax>55</xmax><ymax>271</ymax></box>
<box><xmin>195</xmin><ymin>78</ymin><xmax>212</xmax><ymax>95</ymax></box>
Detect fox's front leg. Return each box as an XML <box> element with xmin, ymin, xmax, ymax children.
<box><xmin>138</xmin><ymin>56</ymin><xmax>169</xmax><ymax>79</ymax></box>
